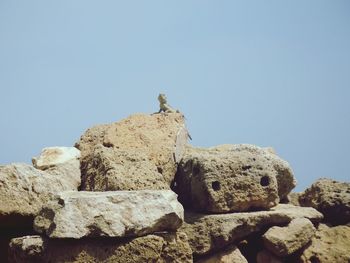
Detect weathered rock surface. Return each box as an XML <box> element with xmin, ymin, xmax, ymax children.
<box><xmin>81</xmin><ymin>144</ymin><xmax>169</xmax><ymax>190</ymax></box>
<box><xmin>34</xmin><ymin>190</ymin><xmax>184</xmax><ymax>238</ymax></box>
<box><xmin>8</xmin><ymin>232</ymin><xmax>193</xmax><ymax>263</ymax></box>
<box><xmin>299</xmin><ymin>178</ymin><xmax>350</xmax><ymax>225</ymax></box>
<box><xmin>262</xmin><ymin>218</ymin><xmax>316</xmax><ymax>257</ymax></box>
<box><xmin>196</xmin><ymin>245</ymin><xmax>248</xmax><ymax>263</ymax></box>
<box><xmin>180</xmin><ymin>204</ymin><xmax>323</xmax><ymax>256</ymax></box>
<box><xmin>76</xmin><ymin>113</ymin><xmax>189</xmax><ymax>191</ymax></box>
<box><xmin>284</xmin><ymin>192</ymin><xmax>301</xmax><ymax>206</ymax></box>
<box><xmin>32</xmin><ymin>147</ymin><xmax>81</xmax><ymax>170</ymax></box>
<box><xmin>298</xmin><ymin>224</ymin><xmax>350</xmax><ymax>263</ymax></box>
<box><xmin>0</xmin><ymin>161</ymin><xmax>81</xmax><ymax>227</ymax></box>
<box><xmin>174</xmin><ymin>144</ymin><xmax>296</xmax><ymax>213</ymax></box>
<box><xmin>257</xmin><ymin>250</ymin><xmax>283</xmax><ymax>263</ymax></box>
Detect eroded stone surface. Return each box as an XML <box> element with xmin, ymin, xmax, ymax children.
<box><xmin>180</xmin><ymin>204</ymin><xmax>322</xmax><ymax>256</ymax></box>
<box><xmin>196</xmin><ymin>245</ymin><xmax>248</xmax><ymax>263</ymax></box>
<box><xmin>8</xmin><ymin>232</ymin><xmax>193</xmax><ymax>263</ymax></box>
<box><xmin>0</xmin><ymin>161</ymin><xmax>81</xmax><ymax>227</ymax></box>
<box><xmin>34</xmin><ymin>190</ymin><xmax>184</xmax><ymax>238</ymax></box>
<box><xmin>81</xmin><ymin>144</ymin><xmax>169</xmax><ymax>191</ymax></box>
<box><xmin>298</xmin><ymin>224</ymin><xmax>350</xmax><ymax>263</ymax></box>
<box><xmin>32</xmin><ymin>147</ymin><xmax>81</xmax><ymax>170</ymax></box>
<box><xmin>262</xmin><ymin>218</ymin><xmax>316</xmax><ymax>257</ymax></box>
<box><xmin>174</xmin><ymin>144</ymin><xmax>296</xmax><ymax>213</ymax></box>
<box><xmin>299</xmin><ymin>178</ymin><xmax>350</xmax><ymax>225</ymax></box>
<box><xmin>76</xmin><ymin>113</ymin><xmax>189</xmax><ymax>191</ymax></box>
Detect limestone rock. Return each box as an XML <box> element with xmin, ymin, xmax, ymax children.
<box><xmin>180</xmin><ymin>204</ymin><xmax>322</xmax><ymax>256</ymax></box>
<box><xmin>76</xmin><ymin>113</ymin><xmax>189</xmax><ymax>191</ymax></box>
<box><xmin>81</xmin><ymin>144</ymin><xmax>169</xmax><ymax>191</ymax></box>
<box><xmin>299</xmin><ymin>178</ymin><xmax>350</xmax><ymax>225</ymax></box>
<box><xmin>8</xmin><ymin>232</ymin><xmax>193</xmax><ymax>263</ymax></box>
<box><xmin>0</xmin><ymin>161</ymin><xmax>80</xmax><ymax>227</ymax></box>
<box><xmin>298</xmin><ymin>224</ymin><xmax>350</xmax><ymax>263</ymax></box>
<box><xmin>34</xmin><ymin>190</ymin><xmax>184</xmax><ymax>238</ymax></box>
<box><xmin>284</xmin><ymin>192</ymin><xmax>301</xmax><ymax>206</ymax></box>
<box><xmin>174</xmin><ymin>144</ymin><xmax>295</xmax><ymax>213</ymax></box>
<box><xmin>32</xmin><ymin>147</ymin><xmax>80</xmax><ymax>170</ymax></box>
<box><xmin>262</xmin><ymin>218</ymin><xmax>316</xmax><ymax>257</ymax></box>
<box><xmin>196</xmin><ymin>245</ymin><xmax>248</xmax><ymax>263</ymax></box>
<box><xmin>257</xmin><ymin>250</ymin><xmax>283</xmax><ymax>263</ymax></box>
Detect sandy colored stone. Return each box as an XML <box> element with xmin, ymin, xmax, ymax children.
<box><xmin>174</xmin><ymin>144</ymin><xmax>295</xmax><ymax>213</ymax></box>
<box><xmin>298</xmin><ymin>224</ymin><xmax>350</xmax><ymax>263</ymax></box>
<box><xmin>257</xmin><ymin>250</ymin><xmax>283</xmax><ymax>263</ymax></box>
<box><xmin>81</xmin><ymin>144</ymin><xmax>169</xmax><ymax>191</ymax></box>
<box><xmin>34</xmin><ymin>190</ymin><xmax>184</xmax><ymax>238</ymax></box>
<box><xmin>0</xmin><ymin>161</ymin><xmax>81</xmax><ymax>227</ymax></box>
<box><xmin>8</xmin><ymin>232</ymin><xmax>193</xmax><ymax>263</ymax></box>
<box><xmin>76</xmin><ymin>113</ymin><xmax>189</xmax><ymax>191</ymax></box>
<box><xmin>262</xmin><ymin>218</ymin><xmax>316</xmax><ymax>257</ymax></box>
<box><xmin>32</xmin><ymin>147</ymin><xmax>81</xmax><ymax>170</ymax></box>
<box><xmin>196</xmin><ymin>245</ymin><xmax>248</xmax><ymax>263</ymax></box>
<box><xmin>299</xmin><ymin>178</ymin><xmax>350</xmax><ymax>225</ymax></box>
<box><xmin>284</xmin><ymin>192</ymin><xmax>301</xmax><ymax>206</ymax></box>
<box><xmin>180</xmin><ymin>204</ymin><xmax>322</xmax><ymax>256</ymax></box>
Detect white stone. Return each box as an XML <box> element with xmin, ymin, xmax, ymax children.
<box><xmin>32</xmin><ymin>147</ymin><xmax>80</xmax><ymax>170</ymax></box>
<box><xmin>34</xmin><ymin>190</ymin><xmax>184</xmax><ymax>238</ymax></box>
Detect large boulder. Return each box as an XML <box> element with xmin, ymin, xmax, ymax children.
<box><xmin>34</xmin><ymin>190</ymin><xmax>184</xmax><ymax>238</ymax></box>
<box><xmin>180</xmin><ymin>204</ymin><xmax>323</xmax><ymax>256</ymax></box>
<box><xmin>76</xmin><ymin>113</ymin><xmax>189</xmax><ymax>191</ymax></box>
<box><xmin>299</xmin><ymin>178</ymin><xmax>350</xmax><ymax>225</ymax></box>
<box><xmin>298</xmin><ymin>224</ymin><xmax>350</xmax><ymax>263</ymax></box>
<box><xmin>262</xmin><ymin>218</ymin><xmax>316</xmax><ymax>257</ymax></box>
<box><xmin>8</xmin><ymin>232</ymin><xmax>193</xmax><ymax>263</ymax></box>
<box><xmin>0</xmin><ymin>150</ymin><xmax>81</xmax><ymax>227</ymax></box>
<box><xmin>80</xmin><ymin>144</ymin><xmax>169</xmax><ymax>190</ymax></box>
<box><xmin>174</xmin><ymin>144</ymin><xmax>295</xmax><ymax>213</ymax></box>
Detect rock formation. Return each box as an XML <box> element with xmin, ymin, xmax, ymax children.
<box><xmin>174</xmin><ymin>144</ymin><xmax>296</xmax><ymax>213</ymax></box>
<box><xmin>299</xmin><ymin>178</ymin><xmax>350</xmax><ymax>225</ymax></box>
<box><xmin>76</xmin><ymin>113</ymin><xmax>188</xmax><ymax>191</ymax></box>
<box><xmin>34</xmin><ymin>190</ymin><xmax>183</xmax><ymax>238</ymax></box>
<box><xmin>0</xmin><ymin>110</ymin><xmax>349</xmax><ymax>262</ymax></box>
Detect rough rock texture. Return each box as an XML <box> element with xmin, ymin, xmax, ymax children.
<box><xmin>262</xmin><ymin>218</ymin><xmax>316</xmax><ymax>257</ymax></box>
<box><xmin>298</xmin><ymin>224</ymin><xmax>350</xmax><ymax>263</ymax></box>
<box><xmin>257</xmin><ymin>250</ymin><xmax>283</xmax><ymax>263</ymax></box>
<box><xmin>180</xmin><ymin>204</ymin><xmax>323</xmax><ymax>256</ymax></box>
<box><xmin>81</xmin><ymin>144</ymin><xmax>169</xmax><ymax>190</ymax></box>
<box><xmin>196</xmin><ymin>245</ymin><xmax>248</xmax><ymax>263</ymax></box>
<box><xmin>284</xmin><ymin>192</ymin><xmax>301</xmax><ymax>206</ymax></box>
<box><xmin>32</xmin><ymin>147</ymin><xmax>81</xmax><ymax>170</ymax></box>
<box><xmin>299</xmin><ymin>178</ymin><xmax>350</xmax><ymax>225</ymax></box>
<box><xmin>0</xmin><ymin>161</ymin><xmax>81</xmax><ymax>227</ymax></box>
<box><xmin>34</xmin><ymin>190</ymin><xmax>184</xmax><ymax>238</ymax></box>
<box><xmin>8</xmin><ymin>232</ymin><xmax>193</xmax><ymax>263</ymax></box>
<box><xmin>174</xmin><ymin>144</ymin><xmax>296</xmax><ymax>213</ymax></box>
<box><xmin>76</xmin><ymin>113</ymin><xmax>189</xmax><ymax>191</ymax></box>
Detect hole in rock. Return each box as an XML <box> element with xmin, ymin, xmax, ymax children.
<box><xmin>242</xmin><ymin>165</ymin><xmax>252</xmax><ymax>171</ymax></box>
<box><xmin>157</xmin><ymin>167</ymin><xmax>163</xmax><ymax>174</ymax></box>
<box><xmin>212</xmin><ymin>181</ymin><xmax>221</xmax><ymax>191</ymax></box>
<box><xmin>310</xmin><ymin>256</ymin><xmax>320</xmax><ymax>263</ymax></box>
<box><xmin>260</xmin><ymin>176</ymin><xmax>270</xmax><ymax>186</ymax></box>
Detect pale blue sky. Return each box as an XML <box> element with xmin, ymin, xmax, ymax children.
<box><xmin>1</xmin><ymin>1</ymin><xmax>349</xmax><ymax>191</ymax></box>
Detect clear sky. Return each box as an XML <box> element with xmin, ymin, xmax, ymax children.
<box><xmin>1</xmin><ymin>1</ymin><xmax>349</xmax><ymax>192</ymax></box>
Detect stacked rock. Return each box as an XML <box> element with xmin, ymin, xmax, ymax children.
<box><xmin>1</xmin><ymin>112</ymin><xmax>349</xmax><ymax>262</ymax></box>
